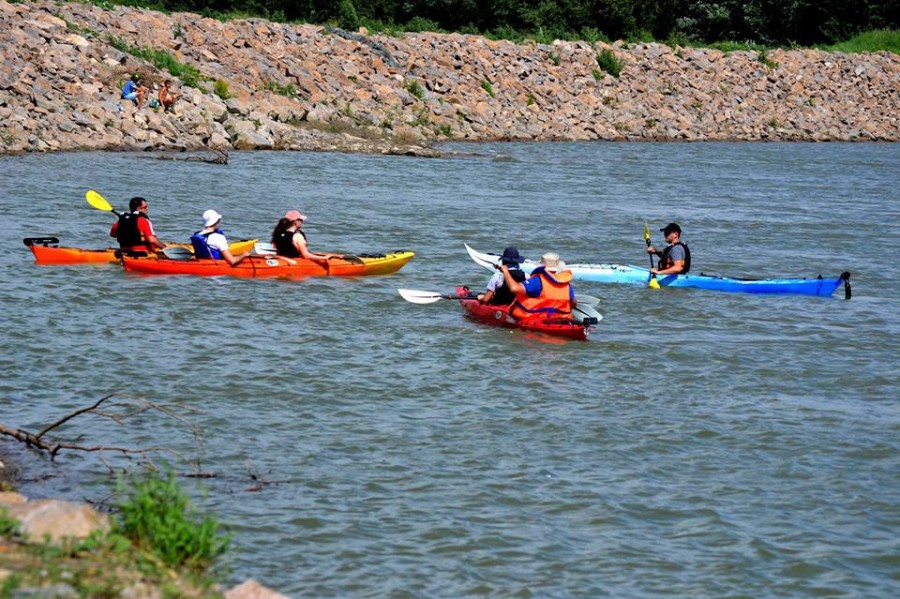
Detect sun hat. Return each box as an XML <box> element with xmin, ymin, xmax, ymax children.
<box><xmin>284</xmin><ymin>210</ymin><xmax>307</xmax><ymax>222</ymax></box>
<box><xmin>540</xmin><ymin>252</ymin><xmax>562</xmax><ymax>272</ymax></box>
<box><xmin>500</xmin><ymin>246</ymin><xmax>524</xmax><ymax>265</ymax></box>
<box><xmin>660</xmin><ymin>222</ymin><xmax>682</xmax><ymax>235</ymax></box>
<box><xmin>202</xmin><ymin>209</ymin><xmax>222</xmax><ymax>229</ymax></box>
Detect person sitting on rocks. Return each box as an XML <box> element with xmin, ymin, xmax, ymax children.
<box><xmin>158</xmin><ymin>79</ymin><xmax>180</xmax><ymax>113</ymax></box>
<box><xmin>121</xmin><ymin>74</ymin><xmax>147</xmax><ymax>108</ymax></box>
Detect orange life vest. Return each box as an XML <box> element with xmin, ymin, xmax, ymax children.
<box><xmin>511</xmin><ymin>268</ymin><xmax>574</xmax><ymax>319</ymax></box>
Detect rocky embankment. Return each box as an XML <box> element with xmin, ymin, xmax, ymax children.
<box><xmin>0</xmin><ymin>0</ymin><xmax>897</xmax><ymax>157</ymax></box>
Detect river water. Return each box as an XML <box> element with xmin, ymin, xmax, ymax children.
<box><xmin>1</xmin><ymin>142</ymin><xmax>898</xmax><ymax>597</ymax></box>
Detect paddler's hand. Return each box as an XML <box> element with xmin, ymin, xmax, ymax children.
<box><xmin>647</xmin><ymin>245</ymin><xmax>657</xmax><ymax>254</ymax></box>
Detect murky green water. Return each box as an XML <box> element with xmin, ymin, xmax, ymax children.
<box><xmin>1</xmin><ymin>142</ymin><xmax>898</xmax><ymax>597</ymax></box>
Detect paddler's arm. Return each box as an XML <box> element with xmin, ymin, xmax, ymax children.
<box><xmin>297</xmin><ymin>245</ymin><xmax>330</xmax><ymax>268</ymax></box>
<box><xmin>500</xmin><ymin>264</ymin><xmax>526</xmax><ymax>295</ymax></box>
<box><xmin>293</xmin><ymin>233</ymin><xmax>330</xmax><ymax>267</ymax></box>
<box><xmin>651</xmin><ymin>259</ymin><xmax>684</xmax><ymax>276</ymax></box>
<box><xmin>220</xmin><ymin>247</ymin><xmax>250</xmax><ymax>266</ymax></box>
<box><xmin>146</xmin><ymin>233</ymin><xmax>166</xmax><ymax>251</ymax></box>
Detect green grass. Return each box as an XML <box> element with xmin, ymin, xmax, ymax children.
<box><xmin>822</xmin><ymin>29</ymin><xmax>900</xmax><ymax>53</ymax></box>
<box><xmin>213</xmin><ymin>79</ymin><xmax>232</xmax><ymax>100</ymax></box>
<box><xmin>116</xmin><ymin>472</ymin><xmax>229</xmax><ymax>572</ymax></box>
<box><xmin>0</xmin><ymin>506</ymin><xmax>18</xmax><ymax>536</ymax></box>
<box><xmin>105</xmin><ymin>34</ymin><xmax>200</xmax><ymax>87</ymax></box>
<box><xmin>708</xmin><ymin>40</ymin><xmax>769</xmax><ymax>53</ymax></box>
<box><xmin>264</xmin><ymin>80</ymin><xmax>298</xmax><ymax>98</ymax></box>
<box><xmin>481</xmin><ymin>80</ymin><xmax>495</xmax><ymax>97</ymax></box>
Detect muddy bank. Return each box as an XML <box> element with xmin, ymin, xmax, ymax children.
<box><xmin>0</xmin><ymin>0</ymin><xmax>897</xmax><ymax>157</ymax></box>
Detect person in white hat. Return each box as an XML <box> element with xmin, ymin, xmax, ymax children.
<box><xmin>270</xmin><ymin>209</ymin><xmax>337</xmax><ymax>269</ymax></box>
<box><xmin>189</xmin><ymin>209</ymin><xmax>250</xmax><ymax>266</ymax></box>
<box><xmin>500</xmin><ymin>251</ymin><xmax>576</xmax><ymax>320</ymax></box>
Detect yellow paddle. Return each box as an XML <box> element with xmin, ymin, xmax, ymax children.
<box><xmin>85</xmin><ymin>190</ymin><xmax>120</xmax><ymax>216</ymax></box>
<box><xmin>644</xmin><ymin>221</ymin><xmax>660</xmax><ymax>289</ymax></box>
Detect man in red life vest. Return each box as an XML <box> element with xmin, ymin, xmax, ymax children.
<box><xmin>109</xmin><ymin>197</ymin><xmax>165</xmax><ymax>253</ymax></box>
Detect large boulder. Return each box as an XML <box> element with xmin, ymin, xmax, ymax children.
<box><xmin>5</xmin><ymin>498</ymin><xmax>111</xmax><ymax>543</ymax></box>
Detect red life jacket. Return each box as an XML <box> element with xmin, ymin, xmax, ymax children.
<box><xmin>511</xmin><ymin>268</ymin><xmax>574</xmax><ymax>319</ymax></box>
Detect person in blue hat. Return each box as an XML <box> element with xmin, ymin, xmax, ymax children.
<box><xmin>477</xmin><ymin>246</ymin><xmax>527</xmax><ymax>305</ymax></box>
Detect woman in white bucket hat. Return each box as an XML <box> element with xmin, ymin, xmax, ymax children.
<box><xmin>189</xmin><ymin>209</ymin><xmax>250</xmax><ymax>266</ymax></box>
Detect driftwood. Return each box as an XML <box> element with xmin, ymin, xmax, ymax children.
<box><xmin>0</xmin><ymin>394</ymin><xmax>206</xmax><ymax>474</ymax></box>
<box><xmin>153</xmin><ymin>146</ymin><xmax>229</xmax><ymax>164</ymax></box>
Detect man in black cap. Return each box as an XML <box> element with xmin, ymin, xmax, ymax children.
<box><xmin>478</xmin><ymin>246</ymin><xmax>527</xmax><ymax>305</ymax></box>
<box><xmin>647</xmin><ymin>223</ymin><xmax>691</xmax><ymax>275</ymax></box>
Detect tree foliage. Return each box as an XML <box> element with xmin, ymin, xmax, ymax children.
<box><xmin>111</xmin><ymin>1</ymin><xmax>899</xmax><ymax>45</ymax></box>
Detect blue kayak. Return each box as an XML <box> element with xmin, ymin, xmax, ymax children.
<box><xmin>465</xmin><ymin>244</ymin><xmax>851</xmax><ymax>298</ymax></box>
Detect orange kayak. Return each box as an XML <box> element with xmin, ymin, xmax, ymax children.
<box><xmin>121</xmin><ymin>251</ymin><xmax>415</xmax><ymax>278</ymax></box>
<box><xmin>24</xmin><ymin>237</ymin><xmax>258</xmax><ymax>265</ymax></box>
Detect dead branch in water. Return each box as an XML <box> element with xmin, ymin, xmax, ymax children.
<box><xmin>0</xmin><ymin>394</ymin><xmax>206</xmax><ymax>474</ymax></box>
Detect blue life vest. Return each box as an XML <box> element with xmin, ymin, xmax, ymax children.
<box><xmin>190</xmin><ymin>229</ymin><xmax>224</xmax><ymax>259</ymax></box>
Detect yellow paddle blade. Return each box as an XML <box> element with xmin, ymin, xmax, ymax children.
<box><xmin>643</xmin><ymin>221</ymin><xmax>651</xmax><ymax>242</ymax></box>
<box><xmin>85</xmin><ymin>190</ymin><xmax>114</xmax><ymax>212</ymax></box>
<box><xmin>648</xmin><ymin>276</ymin><xmax>660</xmax><ymax>289</ymax></box>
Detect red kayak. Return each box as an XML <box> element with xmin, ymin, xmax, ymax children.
<box><xmin>455</xmin><ymin>286</ymin><xmax>593</xmax><ymax>341</ymax></box>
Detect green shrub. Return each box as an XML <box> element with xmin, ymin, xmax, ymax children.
<box><xmin>337</xmin><ymin>0</ymin><xmax>359</xmax><ymax>31</ymax></box>
<box><xmin>481</xmin><ymin>80</ymin><xmax>495</xmax><ymax>97</ymax></box>
<box><xmin>116</xmin><ymin>473</ymin><xmax>229</xmax><ymax>572</ymax></box>
<box><xmin>596</xmin><ymin>49</ymin><xmax>624</xmax><ymax>78</ymax></box>
<box><xmin>406</xmin><ymin>79</ymin><xmax>425</xmax><ymax>100</ymax></box>
<box><xmin>757</xmin><ymin>49</ymin><xmax>779</xmax><ymax>69</ymax></box>
<box><xmin>405</xmin><ymin>16</ymin><xmax>443</xmax><ymax>33</ymax></box>
<box><xmin>213</xmin><ymin>79</ymin><xmax>231</xmax><ymax>100</ymax></box>
<box><xmin>264</xmin><ymin>80</ymin><xmax>298</xmax><ymax>98</ymax></box>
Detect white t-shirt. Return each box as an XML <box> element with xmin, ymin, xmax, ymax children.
<box><xmin>486</xmin><ymin>271</ymin><xmax>505</xmax><ymax>292</ymax></box>
<box><xmin>205</xmin><ymin>231</ymin><xmax>229</xmax><ymax>253</ymax></box>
